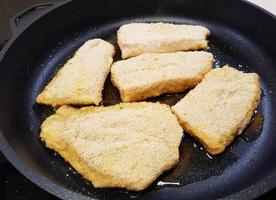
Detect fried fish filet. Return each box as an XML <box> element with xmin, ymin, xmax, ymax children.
<box><xmin>117</xmin><ymin>23</ymin><xmax>210</xmax><ymax>59</ymax></box>
<box><xmin>171</xmin><ymin>66</ymin><xmax>261</xmax><ymax>155</ymax></box>
<box><xmin>36</xmin><ymin>39</ymin><xmax>115</xmax><ymax>106</ymax></box>
<box><xmin>111</xmin><ymin>51</ymin><xmax>213</xmax><ymax>102</ymax></box>
<box><xmin>40</xmin><ymin>102</ymin><xmax>183</xmax><ymax>191</ymax></box>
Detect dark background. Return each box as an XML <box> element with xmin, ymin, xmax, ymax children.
<box><xmin>0</xmin><ymin>0</ymin><xmax>57</xmax><ymax>44</ymax></box>
<box><xmin>0</xmin><ymin>0</ymin><xmax>275</xmax><ymax>199</ymax></box>
<box><xmin>0</xmin><ymin>1</ymin><xmax>61</xmax><ymax>199</ymax></box>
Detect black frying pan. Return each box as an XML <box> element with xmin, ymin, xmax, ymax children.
<box><xmin>0</xmin><ymin>0</ymin><xmax>276</xmax><ymax>199</ymax></box>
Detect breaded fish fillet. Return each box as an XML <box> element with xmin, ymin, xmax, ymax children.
<box><xmin>171</xmin><ymin>66</ymin><xmax>261</xmax><ymax>155</ymax></box>
<box><xmin>36</xmin><ymin>39</ymin><xmax>115</xmax><ymax>106</ymax></box>
<box><xmin>111</xmin><ymin>51</ymin><xmax>213</xmax><ymax>102</ymax></box>
<box><xmin>40</xmin><ymin>102</ymin><xmax>183</xmax><ymax>191</ymax></box>
<box><xmin>117</xmin><ymin>23</ymin><xmax>210</xmax><ymax>59</ymax></box>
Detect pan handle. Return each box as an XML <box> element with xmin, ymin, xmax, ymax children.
<box><xmin>9</xmin><ymin>2</ymin><xmax>64</xmax><ymax>35</ymax></box>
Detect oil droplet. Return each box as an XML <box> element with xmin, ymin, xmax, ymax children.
<box><xmin>66</xmin><ymin>174</ymin><xmax>69</xmax><ymax>177</ymax></box>
<box><xmin>236</xmin><ymin>64</ymin><xmax>250</xmax><ymax>72</ymax></box>
<box><xmin>157</xmin><ymin>181</ymin><xmax>180</xmax><ymax>186</ymax></box>
<box><xmin>238</xmin><ymin>137</ymin><xmax>245</xmax><ymax>142</ymax></box>
<box><xmin>130</xmin><ymin>194</ymin><xmax>139</xmax><ymax>198</ymax></box>
<box><xmin>206</xmin><ymin>152</ymin><xmax>213</xmax><ymax>159</ymax></box>
<box><xmin>237</xmin><ymin>64</ymin><xmax>243</xmax><ymax>70</ymax></box>
<box><xmin>214</xmin><ymin>59</ymin><xmax>221</xmax><ymax>68</ymax></box>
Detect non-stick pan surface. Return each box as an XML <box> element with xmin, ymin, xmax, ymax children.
<box><xmin>0</xmin><ymin>0</ymin><xmax>276</xmax><ymax>199</ymax></box>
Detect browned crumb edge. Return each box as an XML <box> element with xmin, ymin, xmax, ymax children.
<box><xmin>40</xmin><ymin>104</ymin><xmax>179</xmax><ymax>191</ymax></box>
<box><xmin>172</xmin><ymin>90</ymin><xmax>261</xmax><ymax>155</ymax></box>
<box><xmin>41</xmin><ymin>133</ymin><xmax>155</xmax><ymax>191</ymax></box>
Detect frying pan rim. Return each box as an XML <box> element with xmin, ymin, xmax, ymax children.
<box><xmin>0</xmin><ymin>0</ymin><xmax>275</xmax><ymax>199</ymax></box>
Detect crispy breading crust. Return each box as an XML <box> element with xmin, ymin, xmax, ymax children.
<box><xmin>36</xmin><ymin>39</ymin><xmax>115</xmax><ymax>106</ymax></box>
<box><xmin>117</xmin><ymin>23</ymin><xmax>210</xmax><ymax>59</ymax></box>
<box><xmin>111</xmin><ymin>51</ymin><xmax>213</xmax><ymax>102</ymax></box>
<box><xmin>40</xmin><ymin>102</ymin><xmax>183</xmax><ymax>191</ymax></box>
<box><xmin>171</xmin><ymin>66</ymin><xmax>261</xmax><ymax>155</ymax></box>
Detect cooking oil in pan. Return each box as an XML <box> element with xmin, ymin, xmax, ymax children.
<box><xmin>240</xmin><ymin>108</ymin><xmax>264</xmax><ymax>142</ymax></box>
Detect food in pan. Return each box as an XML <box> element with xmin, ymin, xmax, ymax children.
<box><xmin>111</xmin><ymin>51</ymin><xmax>213</xmax><ymax>102</ymax></box>
<box><xmin>37</xmin><ymin>21</ymin><xmax>263</xmax><ymax>192</ymax></box>
<box><xmin>171</xmin><ymin>66</ymin><xmax>261</xmax><ymax>155</ymax></box>
<box><xmin>36</xmin><ymin>39</ymin><xmax>115</xmax><ymax>106</ymax></box>
<box><xmin>117</xmin><ymin>22</ymin><xmax>210</xmax><ymax>59</ymax></box>
<box><xmin>40</xmin><ymin>102</ymin><xmax>183</xmax><ymax>191</ymax></box>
